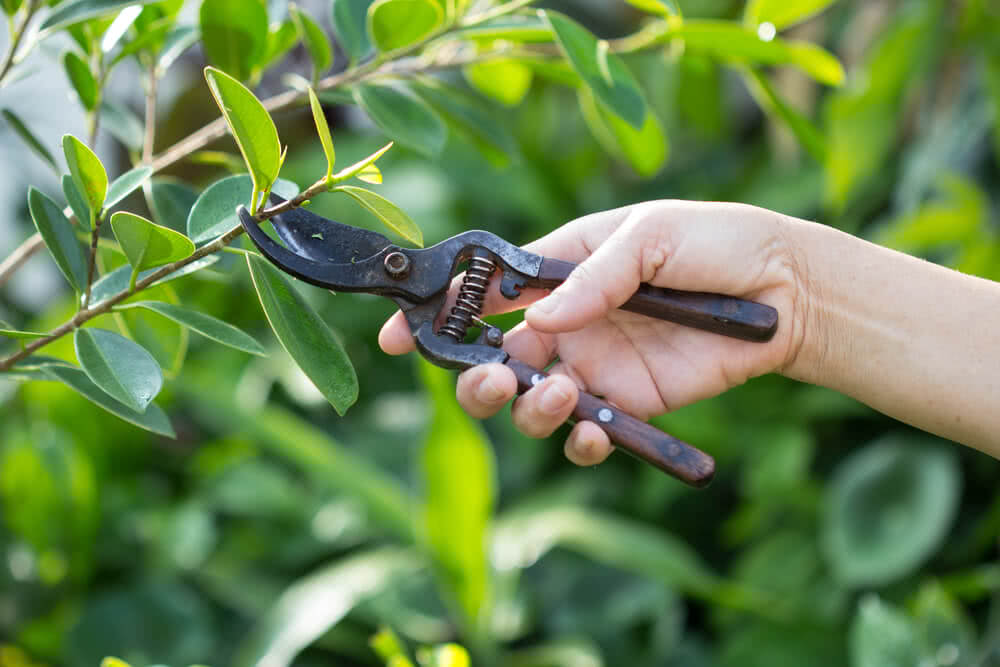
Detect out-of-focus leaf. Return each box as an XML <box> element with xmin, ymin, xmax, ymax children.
<box><xmin>455</xmin><ymin>16</ymin><xmax>553</xmax><ymax>43</ymax></box>
<box><xmin>624</xmin><ymin>0</ymin><xmax>680</xmax><ymax>17</ymax></box>
<box><xmin>353</xmin><ymin>83</ymin><xmax>446</xmax><ymax>158</ymax></box>
<box><xmin>875</xmin><ymin>174</ymin><xmax>985</xmax><ymax>253</ymax></box>
<box><xmin>744</xmin><ymin>0</ymin><xmax>837</xmax><ymax>31</ymax></box>
<box><xmin>544</xmin><ymin>11</ymin><xmax>647</xmax><ymax>130</ymax></box>
<box><xmin>849</xmin><ymin>595</ymin><xmax>919</xmax><ymax>667</ymax></box>
<box><xmin>911</xmin><ymin>581</ymin><xmax>975</xmax><ymax>665</ymax></box>
<box><xmin>187</xmin><ymin>175</ymin><xmax>298</xmax><ymax>244</ymax></box>
<box><xmin>104</xmin><ymin>166</ymin><xmax>152</xmax><ymax>211</ymax></box>
<box><xmin>43</xmin><ymin>362</ymin><xmax>167</xmax><ymax>435</ymax></box>
<box><xmin>1</xmin><ymin>0</ymin><xmax>23</xmax><ymax>16</ymax></box>
<box><xmin>38</xmin><ymin>0</ymin><xmax>162</xmax><ymax>36</ymax></box>
<box><xmin>823</xmin><ymin>435</ymin><xmax>961</xmax><ymax>587</ymax></box>
<box><xmin>116</xmin><ymin>301</ymin><xmax>266</xmax><ymax>356</ymax></box>
<box><xmin>88</xmin><ymin>256</ymin><xmax>218</xmax><ymax>308</ymax></box>
<box><xmin>189</xmin><ymin>150</ymin><xmax>247</xmax><ymax>173</ymax></box>
<box><xmin>99</xmin><ymin>101</ymin><xmax>145</xmax><ymax>151</ymax></box>
<box><xmin>74</xmin><ymin>328</ymin><xmax>163</xmax><ymax>413</ymax></box>
<box><xmin>62</xmin><ymin>174</ymin><xmax>92</xmax><ymax>230</ymax></box>
<box><xmin>204</xmin><ymin>66</ymin><xmax>283</xmax><ymax>210</ymax></box>
<box><xmin>2</xmin><ymin>109</ymin><xmax>59</xmax><ymax>173</ymax></box>
<box><xmin>110</xmin><ymin>212</ymin><xmax>194</xmax><ymax>287</ymax></box>
<box><xmin>63</xmin><ymin>134</ymin><xmax>108</xmax><ymax>221</ymax></box>
<box><xmin>0</xmin><ymin>327</ymin><xmax>47</xmax><ymax>340</ymax></box>
<box><xmin>334</xmin><ymin>185</ymin><xmax>423</xmax><ymax>247</ymax></box>
<box><xmin>290</xmin><ymin>4</ymin><xmax>332</xmax><ymax>76</ymax></box>
<box><xmin>308</xmin><ymin>87</ymin><xmax>336</xmax><ymax>178</ymax></box>
<box><xmin>743</xmin><ymin>67</ymin><xmax>826</xmax><ymax>161</ymax></box>
<box><xmin>234</xmin><ymin>549</ymin><xmax>422</xmax><ymax>667</ymax></box>
<box><xmin>148</xmin><ymin>178</ymin><xmax>199</xmax><ymax>232</ymax></box>
<box><xmin>332</xmin><ymin>0</ymin><xmax>375</xmax><ymax>63</ymax></box>
<box><xmin>463</xmin><ymin>59</ymin><xmax>533</xmax><ymax>107</ymax></box>
<box><xmin>28</xmin><ymin>186</ymin><xmax>89</xmax><ymax>292</ymax></box>
<box><xmin>367</xmin><ymin>0</ymin><xmax>443</xmax><ymax>52</ymax></box>
<box><xmin>578</xmin><ymin>87</ymin><xmax>667</xmax><ymax>177</ymax></box>
<box><xmin>260</xmin><ymin>20</ymin><xmax>298</xmax><ymax>70</ymax></box>
<box><xmin>100</xmin><ymin>5</ymin><xmax>142</xmax><ymax>52</ymax></box>
<box><xmin>246</xmin><ymin>254</ymin><xmax>358</xmax><ymax>415</ymax></box>
<box><xmin>157</xmin><ymin>25</ymin><xmax>199</xmax><ymax>74</ymax></box>
<box><xmin>421</xmin><ymin>644</ymin><xmax>470</xmax><ymax>667</ymax></box>
<box><xmin>370</xmin><ymin>627</ymin><xmax>412</xmax><ymax>664</ymax></box>
<box><xmin>503</xmin><ymin>640</ymin><xmax>604</xmax><ymax>667</ymax></box>
<box><xmin>418</xmin><ymin>360</ymin><xmax>496</xmax><ymax>627</ymax></box>
<box><xmin>115</xmin><ymin>284</ymin><xmax>189</xmax><ymax>377</ymax></box>
<box><xmin>100</xmin><ymin>657</ymin><xmax>132</xmax><ymax>667</ymax></box>
<box><xmin>199</xmin><ymin>0</ymin><xmax>268</xmax><ymax>81</ymax></box>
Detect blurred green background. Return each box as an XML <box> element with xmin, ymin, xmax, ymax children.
<box><xmin>2</xmin><ymin>0</ymin><xmax>1000</xmax><ymax>665</ymax></box>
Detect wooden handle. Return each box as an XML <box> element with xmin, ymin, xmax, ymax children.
<box><xmin>506</xmin><ymin>358</ymin><xmax>715</xmax><ymax>487</ymax></box>
<box><xmin>536</xmin><ymin>258</ymin><xmax>778</xmax><ymax>343</ymax></box>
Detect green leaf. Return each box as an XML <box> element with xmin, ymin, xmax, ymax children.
<box><xmin>1</xmin><ymin>0</ymin><xmax>23</xmax><ymax>16</ymax></box>
<box><xmin>187</xmin><ymin>175</ymin><xmax>299</xmax><ymax>244</ymax></box>
<box><xmin>331</xmin><ymin>0</ymin><xmax>375</xmax><ymax>63</ymax></box>
<box><xmin>104</xmin><ymin>166</ymin><xmax>153</xmax><ymax>211</ymax></box>
<box><xmin>421</xmin><ymin>645</ymin><xmax>470</xmax><ymax>667</ymax></box>
<box><xmin>148</xmin><ymin>178</ymin><xmax>199</xmax><ymax>232</ymax></box>
<box><xmin>742</xmin><ymin>67</ymin><xmax>826</xmax><ymax>161</ymax></box>
<box><xmin>578</xmin><ymin>87</ymin><xmax>668</xmax><ymax>177</ymax></box>
<box><xmin>99</xmin><ymin>101</ymin><xmax>144</xmax><ymax>152</ymax></box>
<box><xmin>116</xmin><ymin>301</ymin><xmax>266</xmax><ymax>356</ymax></box>
<box><xmin>849</xmin><ymin>595</ymin><xmax>919</xmax><ymax>667</ymax></box>
<box><xmin>100</xmin><ymin>658</ymin><xmax>133</xmax><ymax>667</ymax></box>
<box><xmin>260</xmin><ymin>20</ymin><xmax>298</xmax><ymax>70</ymax></box>
<box><xmin>63</xmin><ymin>134</ymin><xmax>108</xmax><ymax>221</ymax></box>
<box><xmin>246</xmin><ymin>254</ymin><xmax>359</xmax><ymax>415</ymax></box>
<box><xmin>74</xmin><ymin>328</ymin><xmax>164</xmax><ymax>413</ymax></box>
<box><xmin>42</xmin><ymin>364</ymin><xmax>174</xmax><ymax>437</ymax></box>
<box><xmin>544</xmin><ymin>10</ymin><xmax>647</xmax><ymax>129</ymax></box>
<box><xmin>157</xmin><ymin>25</ymin><xmax>199</xmax><ymax>74</ymax></box>
<box><xmin>823</xmin><ymin>435</ymin><xmax>961</xmax><ymax>587</ymax></box>
<box><xmin>1</xmin><ymin>109</ymin><xmax>59</xmax><ymax>173</ymax></box>
<box><xmin>233</xmin><ymin>549</ymin><xmax>421</xmax><ymax>667</ymax></box>
<box><xmin>455</xmin><ymin>16</ymin><xmax>553</xmax><ymax>43</ymax></box>
<box><xmin>463</xmin><ymin>59</ymin><xmax>533</xmax><ymax>107</ymax></box>
<box><xmin>199</xmin><ymin>0</ymin><xmax>268</xmax><ymax>81</ymax></box>
<box><xmin>88</xmin><ymin>256</ymin><xmax>219</xmax><ymax>308</ymax></box>
<box><xmin>744</xmin><ymin>0</ymin><xmax>837</xmax><ymax>31</ymax></box>
<box><xmin>663</xmin><ymin>20</ymin><xmax>845</xmax><ymax>86</ymax></box>
<box><xmin>27</xmin><ymin>186</ymin><xmax>89</xmax><ymax>292</ymax></box>
<box><xmin>308</xmin><ymin>87</ymin><xmax>335</xmax><ymax>179</ymax></box>
<box><xmin>356</xmin><ymin>164</ymin><xmax>381</xmax><ymax>184</ymax></box>
<box><xmin>367</xmin><ymin>0</ymin><xmax>443</xmax><ymax>52</ymax></box>
<box><xmin>624</xmin><ymin>0</ymin><xmax>680</xmax><ymax>16</ymax></box>
<box><xmin>353</xmin><ymin>83</ymin><xmax>446</xmax><ymax>157</ymax></box>
<box><xmin>62</xmin><ymin>175</ymin><xmax>92</xmax><ymax>231</ymax></box>
<box><xmin>0</xmin><ymin>327</ymin><xmax>47</xmax><ymax>340</ymax></box>
<box><xmin>204</xmin><ymin>66</ymin><xmax>283</xmax><ymax>211</ymax></box>
<box><xmin>330</xmin><ymin>141</ymin><xmax>392</xmax><ymax>182</ymax></box>
<box><xmin>290</xmin><ymin>4</ymin><xmax>332</xmax><ymax>77</ymax></box>
<box><xmin>334</xmin><ymin>185</ymin><xmax>423</xmax><ymax>247</ymax></box>
<box><xmin>418</xmin><ymin>360</ymin><xmax>495</xmax><ymax>627</ymax></box>
<box><xmin>63</xmin><ymin>50</ymin><xmax>99</xmax><ymax>111</ymax></box>
<box><xmin>38</xmin><ymin>0</ymin><xmax>162</xmax><ymax>36</ymax></box>
<box><xmin>110</xmin><ymin>212</ymin><xmax>195</xmax><ymax>284</ymax></box>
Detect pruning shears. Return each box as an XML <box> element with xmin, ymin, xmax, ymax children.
<box><xmin>238</xmin><ymin>198</ymin><xmax>779</xmax><ymax>488</ymax></box>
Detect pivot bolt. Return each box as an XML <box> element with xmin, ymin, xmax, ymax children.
<box><xmin>384</xmin><ymin>252</ymin><xmax>410</xmax><ymax>279</ymax></box>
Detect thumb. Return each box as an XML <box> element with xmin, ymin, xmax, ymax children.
<box><xmin>525</xmin><ymin>215</ymin><xmax>660</xmax><ymax>333</ymax></box>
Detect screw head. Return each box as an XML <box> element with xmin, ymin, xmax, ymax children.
<box><xmin>485</xmin><ymin>327</ymin><xmax>503</xmax><ymax>347</ymax></box>
<box><xmin>384</xmin><ymin>252</ymin><xmax>410</xmax><ymax>279</ymax></box>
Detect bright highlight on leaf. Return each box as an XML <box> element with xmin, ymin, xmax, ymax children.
<box><xmin>38</xmin><ymin>0</ymin><xmax>163</xmax><ymax>36</ymax></box>
<box><xmin>27</xmin><ymin>187</ymin><xmax>89</xmax><ymax>292</ymax></box>
<box><xmin>335</xmin><ymin>185</ymin><xmax>423</xmax><ymax>247</ymax></box>
<box><xmin>104</xmin><ymin>166</ymin><xmax>153</xmax><ymax>211</ymax></box>
<box><xmin>110</xmin><ymin>212</ymin><xmax>195</xmax><ymax>289</ymax></box>
<box><xmin>116</xmin><ymin>301</ymin><xmax>266</xmax><ymax>357</ymax></box>
<box><xmin>204</xmin><ymin>66</ymin><xmax>283</xmax><ymax>213</ymax></box>
<box><xmin>308</xmin><ymin>88</ymin><xmax>336</xmax><ymax>179</ymax></box>
<box><xmin>74</xmin><ymin>328</ymin><xmax>164</xmax><ymax>413</ymax></box>
<box><xmin>624</xmin><ymin>0</ymin><xmax>681</xmax><ymax>16</ymax></box>
<box><xmin>63</xmin><ymin>134</ymin><xmax>108</xmax><ymax>225</ymax></box>
<box><xmin>368</xmin><ymin>0</ymin><xmax>443</xmax><ymax>52</ymax></box>
<box><xmin>744</xmin><ymin>0</ymin><xmax>837</xmax><ymax>31</ymax></box>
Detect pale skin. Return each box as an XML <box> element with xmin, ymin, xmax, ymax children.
<box><xmin>379</xmin><ymin>201</ymin><xmax>1000</xmax><ymax>465</ymax></box>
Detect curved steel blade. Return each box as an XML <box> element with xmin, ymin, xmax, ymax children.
<box><xmin>266</xmin><ymin>194</ymin><xmax>392</xmax><ymax>263</ymax></box>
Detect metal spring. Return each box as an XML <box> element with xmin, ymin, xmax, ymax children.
<box><xmin>439</xmin><ymin>255</ymin><xmax>497</xmax><ymax>341</ymax></box>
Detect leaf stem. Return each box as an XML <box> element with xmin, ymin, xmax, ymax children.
<box><xmin>81</xmin><ymin>215</ymin><xmax>102</xmax><ymax>309</ymax></box>
<box><xmin>0</xmin><ymin>0</ymin><xmax>39</xmax><ymax>87</ymax></box>
<box><xmin>142</xmin><ymin>67</ymin><xmax>157</xmax><ymax>165</ymax></box>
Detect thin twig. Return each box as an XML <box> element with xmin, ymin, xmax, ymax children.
<box><xmin>0</xmin><ymin>233</ymin><xmax>43</xmax><ymax>285</ymax></box>
<box><xmin>81</xmin><ymin>219</ymin><xmax>101</xmax><ymax>309</ymax></box>
<box><xmin>142</xmin><ymin>68</ymin><xmax>157</xmax><ymax>165</ymax></box>
<box><xmin>0</xmin><ymin>0</ymin><xmax>40</xmax><ymax>88</ymax></box>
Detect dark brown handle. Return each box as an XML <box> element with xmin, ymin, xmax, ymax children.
<box><xmin>536</xmin><ymin>258</ymin><xmax>778</xmax><ymax>343</ymax></box>
<box><xmin>506</xmin><ymin>358</ymin><xmax>715</xmax><ymax>487</ymax></box>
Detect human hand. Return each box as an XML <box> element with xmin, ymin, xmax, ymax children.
<box><xmin>379</xmin><ymin>201</ymin><xmax>809</xmax><ymax>466</ymax></box>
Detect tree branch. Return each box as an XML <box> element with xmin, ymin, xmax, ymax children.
<box><xmin>0</xmin><ymin>0</ymin><xmax>40</xmax><ymax>88</ymax></box>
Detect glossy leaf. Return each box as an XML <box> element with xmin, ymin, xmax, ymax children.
<box><xmin>578</xmin><ymin>87</ymin><xmax>667</xmax><ymax>177</ymax></box>
<box><xmin>544</xmin><ymin>11</ymin><xmax>647</xmax><ymax>130</ymax></box>
<box><xmin>62</xmin><ymin>175</ymin><xmax>92</xmax><ymax>231</ymax></box>
<box><xmin>116</xmin><ymin>301</ymin><xmax>266</xmax><ymax>356</ymax></box>
<box><xmin>187</xmin><ymin>175</ymin><xmax>298</xmax><ymax>244</ymax></box>
<box><xmin>246</xmin><ymin>254</ymin><xmax>359</xmax><ymax>415</ymax></box>
<box><xmin>63</xmin><ymin>134</ymin><xmax>108</xmax><ymax>221</ymax></box>
<box><xmin>157</xmin><ymin>25</ymin><xmax>200</xmax><ymax>74</ymax></box>
<box><xmin>744</xmin><ymin>0</ymin><xmax>838</xmax><ymax>31</ymax></box>
<box><xmin>290</xmin><ymin>4</ymin><xmax>332</xmax><ymax>76</ymax></box>
<box><xmin>368</xmin><ymin>0</ymin><xmax>442</xmax><ymax>52</ymax></box>
<box><xmin>99</xmin><ymin>101</ymin><xmax>144</xmax><ymax>151</ymax></box>
<box><xmin>331</xmin><ymin>0</ymin><xmax>375</xmax><ymax>63</ymax></box>
<box><xmin>204</xmin><ymin>66</ymin><xmax>283</xmax><ymax>211</ymax></box>
<box><xmin>234</xmin><ymin>549</ymin><xmax>421</xmax><ymax>667</ymax></box>
<box><xmin>27</xmin><ymin>187</ymin><xmax>89</xmax><ymax>292</ymax></box>
<box><xmin>199</xmin><ymin>0</ymin><xmax>268</xmax><ymax>81</ymax></box>
<box><xmin>334</xmin><ymin>185</ymin><xmax>423</xmax><ymax>247</ymax></box>
<box><xmin>110</xmin><ymin>212</ymin><xmax>194</xmax><ymax>282</ymax></box>
<box><xmin>1</xmin><ymin>109</ymin><xmax>58</xmax><ymax>173</ymax></box>
<box><xmin>353</xmin><ymin>83</ymin><xmax>446</xmax><ymax>157</ymax></box>
<box><xmin>42</xmin><ymin>365</ymin><xmax>174</xmax><ymax>437</ymax></box>
<box><xmin>74</xmin><ymin>328</ymin><xmax>163</xmax><ymax>413</ymax></box>
<box><xmin>88</xmin><ymin>256</ymin><xmax>219</xmax><ymax>308</ymax></box>
<box><xmin>849</xmin><ymin>595</ymin><xmax>919</xmax><ymax>667</ymax></box>
<box><xmin>823</xmin><ymin>435</ymin><xmax>960</xmax><ymax>587</ymax></box>
<box><xmin>104</xmin><ymin>166</ymin><xmax>153</xmax><ymax>211</ymax></box>
<box><xmin>38</xmin><ymin>0</ymin><xmax>162</xmax><ymax>36</ymax></box>
<box><xmin>463</xmin><ymin>59</ymin><xmax>533</xmax><ymax>107</ymax></box>
<box><xmin>308</xmin><ymin>88</ymin><xmax>335</xmax><ymax>178</ymax></box>
<box><xmin>419</xmin><ymin>360</ymin><xmax>496</xmax><ymax>626</ymax></box>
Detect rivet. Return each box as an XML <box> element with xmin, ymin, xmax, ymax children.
<box><xmin>384</xmin><ymin>251</ymin><xmax>410</xmax><ymax>279</ymax></box>
<box><xmin>598</xmin><ymin>408</ymin><xmax>613</xmax><ymax>423</ymax></box>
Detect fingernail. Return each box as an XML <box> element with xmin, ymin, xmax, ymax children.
<box><xmin>476</xmin><ymin>375</ymin><xmax>505</xmax><ymax>403</ymax></box>
<box><xmin>539</xmin><ymin>381</ymin><xmax>570</xmax><ymax>414</ymax></box>
<box><xmin>529</xmin><ymin>293</ymin><xmax>560</xmax><ymax>317</ymax></box>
